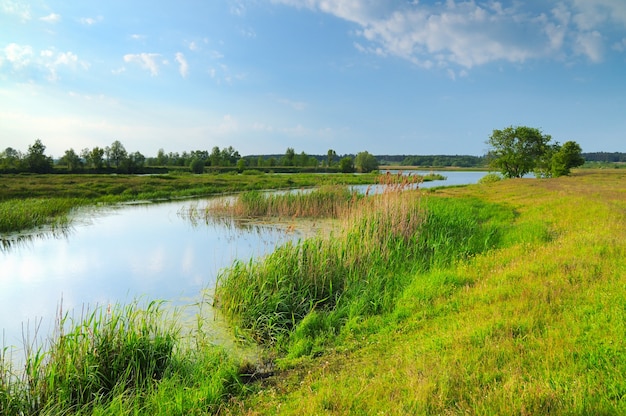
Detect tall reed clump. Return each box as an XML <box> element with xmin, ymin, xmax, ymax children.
<box><xmin>0</xmin><ymin>198</ymin><xmax>85</xmax><ymax>233</ymax></box>
<box><xmin>1</xmin><ymin>301</ymin><xmax>178</xmax><ymax>414</ymax></box>
<box><xmin>215</xmin><ymin>174</ymin><xmax>505</xmax><ymax>351</ymax></box>
<box><xmin>208</xmin><ymin>185</ymin><xmax>361</xmax><ymax>219</ymax></box>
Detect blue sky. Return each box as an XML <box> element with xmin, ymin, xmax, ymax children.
<box><xmin>1</xmin><ymin>0</ymin><xmax>625</xmax><ymax>158</ymax></box>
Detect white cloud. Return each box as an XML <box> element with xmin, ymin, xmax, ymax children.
<box><xmin>230</xmin><ymin>1</ymin><xmax>246</xmax><ymax>16</ymax></box>
<box><xmin>4</xmin><ymin>43</ymin><xmax>33</xmax><ymax>69</ymax></box>
<box><xmin>79</xmin><ymin>16</ymin><xmax>102</xmax><ymax>25</ymax></box>
<box><xmin>2</xmin><ymin>44</ymin><xmax>88</xmax><ymax>80</ymax></box>
<box><xmin>40</xmin><ymin>12</ymin><xmax>61</xmax><ymax>23</ymax></box>
<box><xmin>42</xmin><ymin>50</ymin><xmax>88</xmax><ymax>81</ymax></box>
<box><xmin>123</xmin><ymin>53</ymin><xmax>162</xmax><ymax>76</ymax></box>
<box><xmin>273</xmin><ymin>0</ymin><xmax>625</xmax><ymax>68</ymax></box>
<box><xmin>571</xmin><ymin>0</ymin><xmax>626</xmax><ymax>29</ymax></box>
<box><xmin>1</xmin><ymin>1</ymin><xmax>31</xmax><ymax>21</ymax></box>
<box><xmin>175</xmin><ymin>52</ymin><xmax>189</xmax><ymax>78</ymax></box>
<box><xmin>574</xmin><ymin>30</ymin><xmax>604</xmax><ymax>62</ymax></box>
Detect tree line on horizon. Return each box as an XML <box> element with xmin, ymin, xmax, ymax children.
<box><xmin>0</xmin><ymin>140</ymin><xmax>380</xmax><ymax>174</ymax></box>
<box><xmin>0</xmin><ymin>132</ymin><xmax>619</xmax><ymax>176</ymax></box>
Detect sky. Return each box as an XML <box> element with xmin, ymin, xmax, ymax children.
<box><xmin>1</xmin><ymin>0</ymin><xmax>625</xmax><ymax>158</ymax></box>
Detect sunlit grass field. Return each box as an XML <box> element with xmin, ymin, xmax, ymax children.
<box><xmin>225</xmin><ymin>169</ymin><xmax>626</xmax><ymax>414</ymax></box>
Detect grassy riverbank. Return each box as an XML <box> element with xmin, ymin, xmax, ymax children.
<box><xmin>0</xmin><ymin>171</ymin><xmax>387</xmax><ymax>234</ymax></box>
<box><xmin>2</xmin><ymin>170</ymin><xmax>624</xmax><ymax>414</ymax></box>
<box><xmin>228</xmin><ymin>169</ymin><xmax>626</xmax><ymax>414</ymax></box>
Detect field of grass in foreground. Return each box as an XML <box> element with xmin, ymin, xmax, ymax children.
<box><xmin>224</xmin><ymin>170</ymin><xmax>626</xmax><ymax>415</ymax></box>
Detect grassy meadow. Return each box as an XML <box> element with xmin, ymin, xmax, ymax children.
<box><xmin>222</xmin><ymin>169</ymin><xmax>626</xmax><ymax>415</ymax></box>
<box><xmin>1</xmin><ymin>169</ymin><xmax>625</xmax><ymax>414</ymax></box>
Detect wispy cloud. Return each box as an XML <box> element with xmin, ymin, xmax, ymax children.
<box><xmin>40</xmin><ymin>12</ymin><xmax>61</xmax><ymax>23</ymax></box>
<box><xmin>230</xmin><ymin>1</ymin><xmax>246</xmax><ymax>16</ymax></box>
<box><xmin>613</xmin><ymin>38</ymin><xmax>626</xmax><ymax>52</ymax></box>
<box><xmin>2</xmin><ymin>44</ymin><xmax>88</xmax><ymax>81</ymax></box>
<box><xmin>4</xmin><ymin>43</ymin><xmax>33</xmax><ymax>69</ymax></box>
<box><xmin>79</xmin><ymin>16</ymin><xmax>102</xmax><ymax>25</ymax></box>
<box><xmin>277</xmin><ymin>97</ymin><xmax>307</xmax><ymax>111</ymax></box>
<box><xmin>175</xmin><ymin>52</ymin><xmax>189</xmax><ymax>78</ymax></box>
<box><xmin>123</xmin><ymin>53</ymin><xmax>162</xmax><ymax>76</ymax></box>
<box><xmin>1</xmin><ymin>1</ymin><xmax>31</xmax><ymax>21</ymax></box>
<box><xmin>273</xmin><ymin>0</ymin><xmax>626</xmax><ymax>68</ymax></box>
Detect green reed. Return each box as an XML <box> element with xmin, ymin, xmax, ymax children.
<box><xmin>0</xmin><ymin>198</ymin><xmax>86</xmax><ymax>233</ymax></box>
<box><xmin>206</xmin><ymin>185</ymin><xmax>360</xmax><ymax>219</ymax></box>
<box><xmin>214</xmin><ymin>183</ymin><xmax>510</xmax><ymax>350</ymax></box>
<box><xmin>0</xmin><ymin>301</ymin><xmax>182</xmax><ymax>414</ymax></box>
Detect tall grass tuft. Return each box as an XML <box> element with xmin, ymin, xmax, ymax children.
<box><xmin>206</xmin><ymin>185</ymin><xmax>361</xmax><ymax>219</ymax></box>
<box><xmin>1</xmin><ymin>301</ymin><xmax>179</xmax><ymax>414</ymax></box>
<box><xmin>214</xmin><ymin>178</ymin><xmax>507</xmax><ymax>350</ymax></box>
<box><xmin>0</xmin><ymin>198</ymin><xmax>86</xmax><ymax>233</ymax></box>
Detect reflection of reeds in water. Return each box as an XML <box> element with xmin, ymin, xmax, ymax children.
<box><xmin>0</xmin><ymin>226</ymin><xmax>75</xmax><ymax>253</ymax></box>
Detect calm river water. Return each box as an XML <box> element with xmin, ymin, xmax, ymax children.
<box><xmin>0</xmin><ymin>170</ymin><xmax>487</xmax><ymax>347</ymax></box>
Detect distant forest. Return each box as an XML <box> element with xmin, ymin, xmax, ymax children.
<box><xmin>581</xmin><ymin>152</ymin><xmax>626</xmax><ymax>163</ymax></box>
<box><xmin>1</xmin><ymin>138</ymin><xmax>624</xmax><ymax>175</ymax></box>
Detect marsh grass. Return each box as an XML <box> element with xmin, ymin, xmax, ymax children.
<box><xmin>232</xmin><ymin>170</ymin><xmax>626</xmax><ymax>415</ymax></box>
<box><xmin>214</xmin><ymin>174</ymin><xmax>511</xmax><ymax>354</ymax></box>
<box><xmin>0</xmin><ymin>296</ymin><xmax>252</xmax><ymax>415</ymax></box>
<box><xmin>0</xmin><ymin>198</ymin><xmax>86</xmax><ymax>233</ymax></box>
<box><xmin>0</xmin><ymin>172</ymin><xmax>382</xmax><ymax>233</ymax></box>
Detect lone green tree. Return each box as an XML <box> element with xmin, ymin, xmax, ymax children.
<box><xmin>25</xmin><ymin>139</ymin><xmax>53</xmax><ymax>173</ymax></box>
<box><xmin>106</xmin><ymin>140</ymin><xmax>128</xmax><ymax>168</ymax></box>
<box><xmin>354</xmin><ymin>151</ymin><xmax>379</xmax><ymax>173</ymax></box>
<box><xmin>487</xmin><ymin>126</ymin><xmax>551</xmax><ymax>178</ymax></box>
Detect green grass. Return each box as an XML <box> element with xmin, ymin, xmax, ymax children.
<box><xmin>0</xmin><ymin>198</ymin><xmax>88</xmax><ymax>233</ymax></box>
<box><xmin>4</xmin><ymin>169</ymin><xmax>624</xmax><ymax>414</ymax></box>
<box><xmin>0</xmin><ymin>300</ymin><xmax>244</xmax><ymax>415</ymax></box>
<box><xmin>221</xmin><ymin>170</ymin><xmax>626</xmax><ymax>415</ymax></box>
<box><xmin>0</xmin><ymin>172</ymin><xmax>383</xmax><ymax>233</ymax></box>
<box><xmin>213</xmin><ymin>184</ymin><xmax>520</xmax><ymax>355</ymax></box>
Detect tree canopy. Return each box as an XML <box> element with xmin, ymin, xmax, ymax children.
<box><xmin>486</xmin><ymin>126</ymin><xmax>583</xmax><ymax>178</ymax></box>
<box><xmin>354</xmin><ymin>151</ymin><xmax>379</xmax><ymax>173</ymax></box>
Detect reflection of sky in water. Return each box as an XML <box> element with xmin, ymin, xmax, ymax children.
<box><xmin>0</xmin><ymin>171</ymin><xmax>486</xmax><ymax>347</ymax></box>
<box><xmin>0</xmin><ymin>199</ymin><xmax>299</xmax><ymax>346</ymax></box>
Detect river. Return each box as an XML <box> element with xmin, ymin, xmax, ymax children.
<box><xmin>0</xmin><ymin>170</ymin><xmax>488</xmax><ymax>348</ymax></box>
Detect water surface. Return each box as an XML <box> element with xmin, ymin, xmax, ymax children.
<box><xmin>0</xmin><ymin>170</ymin><xmax>488</xmax><ymax>347</ymax></box>
<box><xmin>0</xmin><ymin>199</ymin><xmax>301</xmax><ymax>347</ymax></box>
